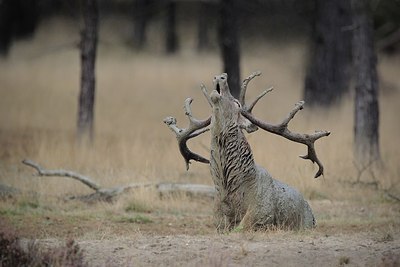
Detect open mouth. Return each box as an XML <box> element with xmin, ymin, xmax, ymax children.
<box><xmin>216</xmin><ymin>83</ymin><xmax>221</xmax><ymax>94</ymax></box>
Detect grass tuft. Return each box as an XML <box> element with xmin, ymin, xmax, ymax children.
<box><xmin>339</xmin><ymin>256</ymin><xmax>350</xmax><ymax>265</ymax></box>
<box><xmin>0</xmin><ymin>228</ymin><xmax>87</xmax><ymax>267</ymax></box>
<box><xmin>124</xmin><ymin>201</ymin><xmax>152</xmax><ymax>213</ymax></box>
<box><xmin>18</xmin><ymin>201</ymin><xmax>39</xmax><ymax>210</ymax></box>
<box><xmin>115</xmin><ymin>215</ymin><xmax>153</xmax><ymax>224</ymax></box>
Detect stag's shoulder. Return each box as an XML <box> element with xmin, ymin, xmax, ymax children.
<box><xmin>254</xmin><ymin>165</ymin><xmax>274</xmax><ymax>184</ymax></box>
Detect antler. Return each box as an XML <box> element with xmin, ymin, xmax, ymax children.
<box><xmin>163</xmin><ymin>98</ymin><xmax>211</xmax><ymax>170</ymax></box>
<box><xmin>240</xmin><ymin>70</ymin><xmax>262</xmax><ymax>106</ymax></box>
<box><xmin>240</xmin><ymin>72</ymin><xmax>331</xmax><ymax>178</ymax></box>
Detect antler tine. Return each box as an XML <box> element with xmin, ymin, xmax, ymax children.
<box><xmin>246</xmin><ymin>87</ymin><xmax>274</xmax><ymax>113</ymax></box>
<box><xmin>241</xmin><ymin>101</ymin><xmax>330</xmax><ymax>178</ymax></box>
<box><xmin>164</xmin><ymin>98</ymin><xmax>211</xmax><ymax>170</ymax></box>
<box><xmin>240</xmin><ymin>71</ymin><xmax>262</xmax><ymax>105</ymax></box>
<box><xmin>200</xmin><ymin>84</ymin><xmax>212</xmax><ymax>107</ymax></box>
<box><xmin>299</xmin><ymin>131</ymin><xmax>330</xmax><ymax>178</ymax></box>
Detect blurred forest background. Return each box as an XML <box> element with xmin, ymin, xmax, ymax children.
<box><xmin>0</xmin><ymin>0</ymin><xmax>400</xmax><ymax>200</ymax></box>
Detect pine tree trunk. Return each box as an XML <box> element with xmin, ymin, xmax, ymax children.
<box><xmin>197</xmin><ymin>2</ymin><xmax>210</xmax><ymax>52</ymax></box>
<box><xmin>0</xmin><ymin>0</ymin><xmax>38</xmax><ymax>56</ymax></box>
<box><xmin>133</xmin><ymin>0</ymin><xmax>149</xmax><ymax>49</ymax></box>
<box><xmin>0</xmin><ymin>0</ymin><xmax>13</xmax><ymax>56</ymax></box>
<box><xmin>304</xmin><ymin>0</ymin><xmax>352</xmax><ymax>107</ymax></box>
<box><xmin>218</xmin><ymin>0</ymin><xmax>241</xmax><ymax>99</ymax></box>
<box><xmin>352</xmin><ymin>0</ymin><xmax>380</xmax><ymax>165</ymax></box>
<box><xmin>77</xmin><ymin>0</ymin><xmax>98</xmax><ymax>142</ymax></box>
<box><xmin>165</xmin><ymin>1</ymin><xmax>178</xmax><ymax>54</ymax></box>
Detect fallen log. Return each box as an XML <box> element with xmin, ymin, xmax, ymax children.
<box><xmin>21</xmin><ymin>159</ymin><xmax>215</xmax><ymax>203</ymax></box>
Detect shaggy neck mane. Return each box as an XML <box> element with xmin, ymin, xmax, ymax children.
<box><xmin>210</xmin><ymin>119</ymin><xmax>256</xmax><ymax>195</ymax></box>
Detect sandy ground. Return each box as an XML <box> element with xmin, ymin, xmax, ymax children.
<box><xmin>2</xmin><ymin>197</ymin><xmax>399</xmax><ymax>266</ymax></box>
<box><xmin>32</xmin><ymin>232</ymin><xmax>400</xmax><ymax>267</ymax></box>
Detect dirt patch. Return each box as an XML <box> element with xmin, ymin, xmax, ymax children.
<box><xmin>30</xmin><ymin>232</ymin><xmax>400</xmax><ymax>267</ymax></box>
<box><xmin>2</xmin><ymin>198</ymin><xmax>399</xmax><ymax>266</ymax></box>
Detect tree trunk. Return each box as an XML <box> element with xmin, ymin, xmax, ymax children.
<box><xmin>197</xmin><ymin>2</ymin><xmax>210</xmax><ymax>52</ymax></box>
<box><xmin>352</xmin><ymin>0</ymin><xmax>380</xmax><ymax>165</ymax></box>
<box><xmin>133</xmin><ymin>0</ymin><xmax>150</xmax><ymax>49</ymax></box>
<box><xmin>0</xmin><ymin>0</ymin><xmax>38</xmax><ymax>56</ymax></box>
<box><xmin>218</xmin><ymin>0</ymin><xmax>241</xmax><ymax>99</ymax></box>
<box><xmin>165</xmin><ymin>1</ymin><xmax>178</xmax><ymax>54</ymax></box>
<box><xmin>77</xmin><ymin>0</ymin><xmax>98</xmax><ymax>142</ymax></box>
<box><xmin>0</xmin><ymin>0</ymin><xmax>13</xmax><ymax>56</ymax></box>
<box><xmin>304</xmin><ymin>0</ymin><xmax>352</xmax><ymax>107</ymax></box>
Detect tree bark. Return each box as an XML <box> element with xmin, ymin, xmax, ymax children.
<box><xmin>77</xmin><ymin>0</ymin><xmax>98</xmax><ymax>142</ymax></box>
<box><xmin>165</xmin><ymin>1</ymin><xmax>178</xmax><ymax>54</ymax></box>
<box><xmin>197</xmin><ymin>2</ymin><xmax>210</xmax><ymax>52</ymax></box>
<box><xmin>352</xmin><ymin>0</ymin><xmax>380</xmax><ymax>165</ymax></box>
<box><xmin>218</xmin><ymin>0</ymin><xmax>241</xmax><ymax>99</ymax></box>
<box><xmin>0</xmin><ymin>0</ymin><xmax>38</xmax><ymax>56</ymax></box>
<box><xmin>304</xmin><ymin>0</ymin><xmax>352</xmax><ymax>107</ymax></box>
<box><xmin>0</xmin><ymin>0</ymin><xmax>13</xmax><ymax>56</ymax></box>
<box><xmin>133</xmin><ymin>0</ymin><xmax>150</xmax><ymax>49</ymax></box>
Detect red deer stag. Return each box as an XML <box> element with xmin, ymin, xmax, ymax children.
<box><xmin>164</xmin><ymin>72</ymin><xmax>330</xmax><ymax>231</ymax></box>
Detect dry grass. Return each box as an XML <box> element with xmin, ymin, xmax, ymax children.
<box><xmin>0</xmin><ymin>17</ymin><xmax>399</xmax><ymax>230</ymax></box>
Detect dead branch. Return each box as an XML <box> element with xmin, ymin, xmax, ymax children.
<box><xmin>22</xmin><ymin>159</ymin><xmax>101</xmax><ymax>191</ymax></box>
<box><xmin>21</xmin><ymin>159</ymin><xmax>215</xmax><ymax>203</ymax></box>
<box><xmin>385</xmin><ymin>192</ymin><xmax>400</xmax><ymax>202</ymax></box>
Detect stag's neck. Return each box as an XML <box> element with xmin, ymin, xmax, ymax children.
<box><xmin>210</xmin><ymin>120</ymin><xmax>257</xmax><ymax>194</ymax></box>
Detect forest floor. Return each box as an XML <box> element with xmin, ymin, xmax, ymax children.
<box><xmin>1</xmin><ymin>195</ymin><xmax>400</xmax><ymax>266</ymax></box>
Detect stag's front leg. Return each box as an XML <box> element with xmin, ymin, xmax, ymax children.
<box><xmin>236</xmin><ymin>209</ymin><xmax>254</xmax><ymax>231</ymax></box>
<box><xmin>213</xmin><ymin>198</ymin><xmax>235</xmax><ymax>233</ymax></box>
<box><xmin>237</xmin><ymin>207</ymin><xmax>276</xmax><ymax>231</ymax></box>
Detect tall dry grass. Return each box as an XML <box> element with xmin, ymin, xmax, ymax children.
<box><xmin>0</xmin><ymin>17</ymin><xmax>399</xmax><ymax>203</ymax></box>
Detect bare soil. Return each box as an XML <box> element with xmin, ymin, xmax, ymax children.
<box><xmin>32</xmin><ymin>232</ymin><xmax>400</xmax><ymax>267</ymax></box>
<box><xmin>2</xmin><ymin>199</ymin><xmax>399</xmax><ymax>266</ymax></box>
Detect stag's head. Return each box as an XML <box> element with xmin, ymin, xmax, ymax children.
<box><xmin>210</xmin><ymin>73</ymin><xmax>258</xmax><ymax>134</ymax></box>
